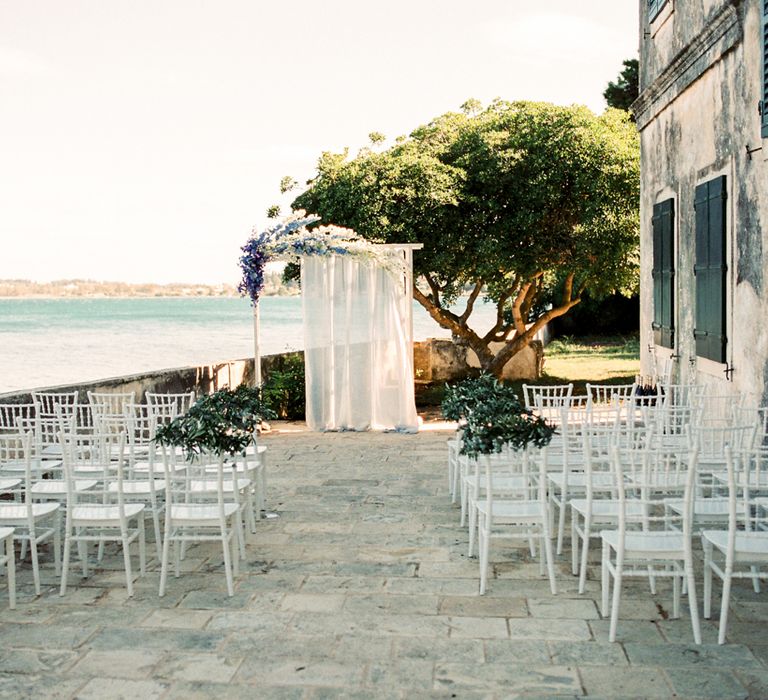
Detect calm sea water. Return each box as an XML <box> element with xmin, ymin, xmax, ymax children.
<box><xmin>0</xmin><ymin>296</ymin><xmax>497</xmax><ymax>393</ymax></box>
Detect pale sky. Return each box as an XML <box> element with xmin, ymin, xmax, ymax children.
<box><xmin>0</xmin><ymin>1</ymin><xmax>638</xmax><ymax>285</ymax></box>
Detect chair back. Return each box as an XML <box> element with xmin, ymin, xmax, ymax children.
<box><xmin>0</xmin><ymin>432</ymin><xmax>33</xmax><ymax>508</ymax></box>
<box><xmin>522</xmin><ymin>383</ymin><xmax>573</xmax><ymax>412</ymax></box>
<box><xmin>613</xmin><ymin>440</ymin><xmax>699</xmax><ymax>539</ymax></box>
<box><xmin>0</xmin><ymin>404</ymin><xmax>36</xmax><ymax>433</ymax></box>
<box><xmin>32</xmin><ymin>391</ymin><xmax>78</xmax><ymax>418</ymax></box>
<box><xmin>146</xmin><ymin>391</ymin><xmax>194</xmax><ymax>424</ymax></box>
<box><xmin>586</xmin><ymin>383</ymin><xmax>637</xmax><ymax>407</ymax></box>
<box><xmin>88</xmin><ymin>391</ymin><xmax>136</xmax><ymax>418</ymax></box>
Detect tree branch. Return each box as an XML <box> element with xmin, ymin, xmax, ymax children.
<box><xmin>458</xmin><ymin>279</ymin><xmax>483</xmax><ymax>325</ymax></box>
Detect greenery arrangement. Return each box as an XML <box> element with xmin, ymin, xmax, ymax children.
<box><xmin>262</xmin><ymin>355</ymin><xmax>306</xmax><ymax>420</ymax></box>
<box><xmin>154</xmin><ymin>385</ymin><xmax>277</xmax><ymax>457</ymax></box>
<box><xmin>442</xmin><ymin>374</ymin><xmax>556</xmax><ymax>458</ymax></box>
<box><xmin>285</xmin><ymin>99</ymin><xmax>639</xmax><ymax>378</ymax></box>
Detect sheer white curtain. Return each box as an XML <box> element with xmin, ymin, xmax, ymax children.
<box><xmin>302</xmin><ymin>254</ymin><xmax>418</xmax><ymax>432</ymax></box>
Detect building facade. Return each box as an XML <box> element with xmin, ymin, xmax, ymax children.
<box><xmin>636</xmin><ymin>0</ymin><xmax>768</xmax><ymax>399</ymax></box>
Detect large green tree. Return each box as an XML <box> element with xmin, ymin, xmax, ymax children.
<box><xmin>291</xmin><ymin>100</ymin><xmax>639</xmax><ymax>377</ymax></box>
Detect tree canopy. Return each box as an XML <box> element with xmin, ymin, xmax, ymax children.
<box><xmin>290</xmin><ymin>100</ymin><xmax>640</xmax><ymax>376</ymax></box>
<box><xmin>603</xmin><ymin>58</ymin><xmax>639</xmax><ymax>114</ymax></box>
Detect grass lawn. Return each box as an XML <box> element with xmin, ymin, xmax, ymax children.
<box><xmin>416</xmin><ymin>334</ymin><xmax>640</xmax><ymax>410</ymax></box>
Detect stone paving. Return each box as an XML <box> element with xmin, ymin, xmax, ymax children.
<box><xmin>0</xmin><ymin>422</ymin><xmax>767</xmax><ymax>698</ymax></box>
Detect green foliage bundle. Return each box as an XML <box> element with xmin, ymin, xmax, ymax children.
<box><xmin>291</xmin><ymin>99</ymin><xmax>640</xmax><ymax>377</ymax></box>
<box><xmin>154</xmin><ymin>385</ymin><xmax>277</xmax><ymax>457</ymax></box>
<box><xmin>441</xmin><ymin>373</ymin><xmax>502</xmax><ymax>422</ymax></box>
<box><xmin>262</xmin><ymin>355</ymin><xmax>306</xmax><ymax>420</ymax></box>
<box><xmin>441</xmin><ymin>374</ymin><xmax>556</xmax><ymax>458</ymax></box>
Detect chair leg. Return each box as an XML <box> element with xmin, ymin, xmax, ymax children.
<box><xmin>59</xmin><ymin>532</ymin><xmax>71</xmax><ymax>597</ymax></box>
<box><xmin>578</xmin><ymin>520</ymin><xmax>591</xmax><ymax>595</ymax></box>
<box><xmin>571</xmin><ymin>512</ymin><xmax>579</xmax><ymax>576</ymax></box>
<box><xmin>672</xmin><ymin>572</ymin><xmax>681</xmax><ymax>619</ymax></box>
<box><xmin>138</xmin><ymin>519</ymin><xmax>146</xmax><ymax>576</ymax></box>
<box><xmin>686</xmin><ymin>561</ymin><xmax>702</xmax><ymax>645</ymax></box>
<box><xmin>478</xmin><ymin>517</ymin><xmax>489</xmax><ymax>595</ymax></box>
<box><xmin>543</xmin><ymin>525</ymin><xmax>557</xmax><ymax>595</ymax></box>
<box><xmin>6</xmin><ymin>536</ymin><xmax>15</xmax><ymax>610</ymax></box>
<box><xmin>609</xmin><ymin>561</ymin><xmax>623</xmax><ymax>642</ymax></box>
<box><xmin>53</xmin><ymin>511</ymin><xmax>62</xmax><ymax>575</ymax></box>
<box><xmin>221</xmin><ymin>527</ymin><xmax>234</xmax><ymax>597</ymax></box>
<box><xmin>556</xmin><ymin>493</ymin><xmax>566</xmax><ymax>555</ymax></box>
<box><xmin>718</xmin><ymin>567</ymin><xmax>733</xmax><ymax>645</ymax></box>
<box><xmin>703</xmin><ymin>540</ymin><xmax>713</xmax><ymax>619</ymax></box>
<box><xmin>29</xmin><ymin>537</ymin><xmax>41</xmax><ymax>596</ymax></box>
<box><xmin>121</xmin><ymin>532</ymin><xmax>134</xmax><ymax>597</ymax></box>
<box><xmin>159</xmin><ymin>530</ymin><xmax>171</xmax><ymax>597</ymax></box>
<box><xmin>751</xmin><ymin>566</ymin><xmax>761</xmax><ymax>593</ymax></box>
<box><xmin>152</xmin><ymin>509</ymin><xmax>162</xmax><ymax>562</ymax></box>
<box><xmin>601</xmin><ymin>540</ymin><xmax>610</xmax><ymax>617</ymax></box>
<box><xmin>467</xmin><ymin>501</ymin><xmax>477</xmax><ymax>557</ymax></box>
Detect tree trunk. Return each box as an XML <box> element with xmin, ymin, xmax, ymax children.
<box><xmin>413</xmin><ymin>281</ymin><xmax>581</xmax><ymax>379</ymax></box>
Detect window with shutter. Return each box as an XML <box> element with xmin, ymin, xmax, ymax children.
<box><xmin>648</xmin><ymin>0</ymin><xmax>668</xmax><ymax>22</ymax></box>
<box><xmin>651</xmin><ymin>198</ymin><xmax>675</xmax><ymax>348</ymax></box>
<box><xmin>762</xmin><ymin>1</ymin><xmax>768</xmax><ymax>137</ymax></box>
<box><xmin>693</xmin><ymin>176</ymin><xmax>728</xmax><ymax>363</ymax></box>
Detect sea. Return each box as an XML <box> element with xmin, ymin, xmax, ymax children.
<box><xmin>0</xmin><ymin>296</ymin><xmax>498</xmax><ymax>394</ymax></box>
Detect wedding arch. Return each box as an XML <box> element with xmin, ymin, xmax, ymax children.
<box><xmin>239</xmin><ymin>212</ymin><xmax>422</xmax><ymax>432</ymax></box>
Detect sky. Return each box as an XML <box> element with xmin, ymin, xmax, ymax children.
<box><xmin>0</xmin><ymin>1</ymin><xmax>638</xmax><ymax>286</ymax></box>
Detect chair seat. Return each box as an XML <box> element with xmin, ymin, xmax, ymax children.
<box><xmin>665</xmin><ymin>497</ymin><xmax>744</xmax><ymax>517</ymax></box>
<box><xmin>71</xmin><ymin>503</ymin><xmax>145</xmax><ymax>523</ymax></box>
<box><xmin>107</xmin><ymin>480</ymin><xmax>166</xmax><ymax>495</ymax></box>
<box><xmin>1</xmin><ymin>459</ymin><xmax>62</xmax><ymax>474</ymax></box>
<box><xmin>601</xmin><ymin>529</ymin><xmax>685</xmax><ymax>557</ymax></box>
<box><xmin>134</xmin><ymin>461</ymin><xmax>186</xmax><ymax>474</ymax></box>
<box><xmin>571</xmin><ymin>499</ymin><xmax>645</xmax><ymax>519</ymax></box>
<box><xmin>188</xmin><ymin>478</ymin><xmax>251</xmax><ymax>493</ymax></box>
<box><xmin>0</xmin><ymin>502</ymin><xmax>60</xmax><ymax>521</ymax></box>
<box><xmin>0</xmin><ymin>478</ymin><xmax>21</xmax><ymax>492</ymax></box>
<box><xmin>169</xmin><ymin>502</ymin><xmax>239</xmax><ymax>523</ymax></box>
<box><xmin>701</xmin><ymin>530</ymin><xmax>768</xmax><ymax>559</ymax></box>
<box><xmin>31</xmin><ymin>479</ymin><xmax>98</xmax><ymax>496</ymax></box>
<box><xmin>465</xmin><ymin>475</ymin><xmax>531</xmax><ymax>492</ymax></box>
<box><xmin>476</xmin><ymin>500</ymin><xmax>545</xmax><ymax>521</ymax></box>
<box><xmin>548</xmin><ymin>472</ymin><xmax>614</xmax><ymax>489</ymax></box>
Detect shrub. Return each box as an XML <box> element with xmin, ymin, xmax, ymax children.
<box><xmin>262</xmin><ymin>355</ymin><xmax>306</xmax><ymax>420</ymax></box>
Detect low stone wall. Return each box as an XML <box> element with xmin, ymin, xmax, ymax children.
<box><xmin>413</xmin><ymin>338</ymin><xmax>543</xmax><ymax>382</ymax></box>
<box><xmin>1</xmin><ymin>336</ymin><xmax>542</xmax><ymax>406</ymax></box>
<box><xmin>0</xmin><ymin>352</ymin><xmax>303</xmax><ymax>405</ymax></box>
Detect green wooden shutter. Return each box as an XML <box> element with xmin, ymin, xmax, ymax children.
<box><xmin>762</xmin><ymin>1</ymin><xmax>768</xmax><ymax>137</ymax></box>
<box><xmin>651</xmin><ymin>199</ymin><xmax>674</xmax><ymax>348</ymax></box>
<box><xmin>694</xmin><ymin>176</ymin><xmax>727</xmax><ymax>363</ymax></box>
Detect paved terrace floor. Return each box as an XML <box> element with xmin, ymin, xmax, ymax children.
<box><xmin>0</xmin><ymin>422</ymin><xmax>767</xmax><ymax>699</ymax></box>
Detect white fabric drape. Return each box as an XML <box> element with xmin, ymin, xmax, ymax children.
<box><xmin>302</xmin><ymin>254</ymin><xmax>418</xmax><ymax>432</ymax></box>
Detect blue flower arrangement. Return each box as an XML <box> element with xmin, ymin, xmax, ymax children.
<box><xmin>238</xmin><ymin>211</ymin><xmax>405</xmax><ymax>305</ymax></box>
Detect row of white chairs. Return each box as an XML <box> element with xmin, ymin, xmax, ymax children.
<box><xmin>0</xmin><ymin>391</ymin><xmax>267</xmax><ymax>601</ymax></box>
<box><xmin>448</xmin><ymin>385</ymin><xmax>768</xmax><ymax>644</ymax></box>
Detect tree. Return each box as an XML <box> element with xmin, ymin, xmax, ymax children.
<box><xmin>604</xmin><ymin>58</ymin><xmax>639</xmax><ymax>114</ymax></box>
<box><xmin>292</xmin><ymin>100</ymin><xmax>640</xmax><ymax>377</ymax></box>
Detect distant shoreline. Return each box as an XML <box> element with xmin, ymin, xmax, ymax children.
<box><xmin>0</xmin><ymin>293</ymin><xmax>298</xmax><ymax>300</ymax></box>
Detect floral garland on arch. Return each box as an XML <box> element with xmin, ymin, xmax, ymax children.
<box><xmin>238</xmin><ymin>211</ymin><xmax>406</xmax><ymax>305</ymax></box>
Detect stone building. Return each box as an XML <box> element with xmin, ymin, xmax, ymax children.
<box><xmin>635</xmin><ymin>0</ymin><xmax>768</xmax><ymax>399</ymax></box>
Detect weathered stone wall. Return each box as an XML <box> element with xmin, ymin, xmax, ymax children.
<box><xmin>413</xmin><ymin>338</ymin><xmax>543</xmax><ymax>382</ymax></box>
<box><xmin>635</xmin><ymin>0</ymin><xmax>768</xmax><ymax>401</ymax></box>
